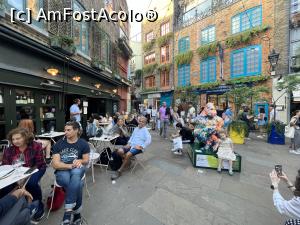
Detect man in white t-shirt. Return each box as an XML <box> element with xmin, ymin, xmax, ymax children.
<box><xmin>70</xmin><ymin>99</ymin><xmax>82</xmax><ymax>124</ymax></box>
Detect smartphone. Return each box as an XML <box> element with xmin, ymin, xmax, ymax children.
<box><xmin>275</xmin><ymin>165</ymin><xmax>282</xmax><ymax>176</ymax></box>
<box><xmin>24</xmin><ymin>167</ymin><xmax>36</xmax><ymax>175</ymax></box>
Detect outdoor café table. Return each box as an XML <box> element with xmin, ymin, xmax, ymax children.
<box><xmin>0</xmin><ymin>165</ymin><xmax>38</xmax><ymax>189</ymax></box>
<box><xmin>35</xmin><ymin>132</ymin><xmax>65</xmax><ymax>143</ymax></box>
<box><xmin>89</xmin><ymin>134</ymin><xmax>119</xmax><ymax>170</ymax></box>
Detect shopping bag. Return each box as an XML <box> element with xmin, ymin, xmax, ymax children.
<box><xmin>285</xmin><ymin>125</ymin><xmax>295</xmax><ymax>138</ymax></box>
<box><xmin>172</xmin><ymin>137</ymin><xmax>183</xmax><ymax>151</ymax></box>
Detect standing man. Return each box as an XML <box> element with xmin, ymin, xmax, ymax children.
<box><xmin>70</xmin><ymin>99</ymin><xmax>82</xmax><ymax>125</ymax></box>
<box><xmin>187</xmin><ymin>102</ymin><xmax>196</xmax><ymax>123</ymax></box>
<box><xmin>159</xmin><ymin>102</ymin><xmax>169</xmax><ymax>139</ymax></box>
<box><xmin>52</xmin><ymin>121</ymin><xmax>90</xmax><ymax>225</ymax></box>
<box><xmin>111</xmin><ymin>116</ymin><xmax>151</xmax><ymax>179</ymax></box>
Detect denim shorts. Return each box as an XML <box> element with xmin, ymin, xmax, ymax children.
<box><xmin>123</xmin><ymin>147</ymin><xmax>142</xmax><ymax>156</ymax></box>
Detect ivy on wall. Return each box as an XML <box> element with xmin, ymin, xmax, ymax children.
<box><xmin>142</xmin><ymin>63</ymin><xmax>158</xmax><ymax>74</ymax></box>
<box><xmin>225</xmin><ymin>25</ymin><xmax>270</xmax><ymax>48</ymax></box>
<box><xmin>157</xmin><ymin>63</ymin><xmax>172</xmax><ymax>72</ymax></box>
<box><xmin>175</xmin><ymin>51</ymin><xmax>193</xmax><ymax>65</ymax></box>
<box><xmin>141</xmin><ymin>87</ymin><xmax>159</xmax><ymax>93</ymax></box>
<box><xmin>197</xmin><ymin>42</ymin><xmax>219</xmax><ymax>59</ymax></box>
<box><xmin>143</xmin><ymin>39</ymin><xmax>156</xmax><ymax>52</ymax></box>
<box><xmin>157</xmin><ymin>32</ymin><xmax>173</xmax><ymax>47</ymax></box>
<box><xmin>225</xmin><ymin>75</ymin><xmax>269</xmax><ymax>85</ymax></box>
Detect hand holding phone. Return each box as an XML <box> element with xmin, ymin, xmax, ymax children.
<box><xmin>275</xmin><ymin>165</ymin><xmax>282</xmax><ymax>176</ymax></box>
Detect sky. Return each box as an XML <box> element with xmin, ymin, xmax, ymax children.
<box><xmin>127</xmin><ymin>0</ymin><xmax>151</xmax><ymax>41</ymax></box>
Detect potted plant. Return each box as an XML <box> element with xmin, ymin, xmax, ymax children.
<box><xmin>91</xmin><ymin>58</ymin><xmax>103</xmax><ymax>70</ymax></box>
<box><xmin>49</xmin><ymin>35</ymin><xmax>76</xmax><ymax>55</ymax></box>
<box><xmin>228</xmin><ymin>120</ymin><xmax>248</xmax><ymax>144</ymax></box>
<box><xmin>267</xmin><ymin>121</ymin><xmax>286</xmax><ymax>145</ymax></box>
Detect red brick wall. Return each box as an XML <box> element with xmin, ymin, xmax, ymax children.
<box><xmin>174</xmin><ymin>0</ymin><xmax>275</xmax><ymax>102</ymax></box>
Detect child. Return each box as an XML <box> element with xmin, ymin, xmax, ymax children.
<box><xmin>216</xmin><ymin>130</ymin><xmax>236</xmax><ymax>175</ymax></box>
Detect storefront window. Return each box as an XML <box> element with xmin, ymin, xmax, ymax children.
<box><xmin>40</xmin><ymin>95</ymin><xmax>56</xmax><ymax>132</ymax></box>
<box><xmin>0</xmin><ymin>88</ymin><xmax>4</xmax><ymax>140</ymax></box>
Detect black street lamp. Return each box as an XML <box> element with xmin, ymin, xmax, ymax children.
<box><xmin>268</xmin><ymin>49</ymin><xmax>280</xmax><ymax>121</ymax></box>
<box><xmin>268</xmin><ymin>49</ymin><xmax>280</xmax><ymax>75</ymax></box>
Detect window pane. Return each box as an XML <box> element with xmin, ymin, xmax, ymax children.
<box><xmin>74</xmin><ymin>23</ymin><xmax>81</xmax><ymax>48</ymax></box>
<box><xmin>291</xmin><ymin>41</ymin><xmax>300</xmax><ymax>57</ymax></box>
<box><xmin>291</xmin><ymin>28</ymin><xmax>300</xmax><ymax>42</ymax></box>
<box><xmin>251</xmin><ymin>7</ymin><xmax>261</xmax><ymax>27</ymax></box>
<box><xmin>208</xmin><ymin>59</ymin><xmax>215</xmax><ymax>81</ymax></box>
<box><xmin>232</xmin><ymin>16</ymin><xmax>240</xmax><ymax>34</ymax></box>
<box><xmin>82</xmin><ymin>22</ymin><xmax>88</xmax><ymax>53</ymax></box>
<box><xmin>246</xmin><ymin>47</ymin><xmax>259</xmax><ymax>73</ymax></box>
<box><xmin>202</xmin><ymin>29</ymin><xmax>208</xmax><ymax>44</ymax></box>
<box><xmin>201</xmin><ymin>61</ymin><xmax>208</xmax><ymax>82</ymax></box>
<box><xmin>27</xmin><ymin>0</ymin><xmax>39</xmax><ymax>18</ymax></box>
<box><xmin>208</xmin><ymin>27</ymin><xmax>215</xmax><ymax>42</ymax></box>
<box><xmin>8</xmin><ymin>0</ymin><xmax>23</xmax><ymax>10</ymax></box>
<box><xmin>241</xmin><ymin>13</ymin><xmax>250</xmax><ymax>31</ymax></box>
<box><xmin>232</xmin><ymin>51</ymin><xmax>244</xmax><ymax>76</ymax></box>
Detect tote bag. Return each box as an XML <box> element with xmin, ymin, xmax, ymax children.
<box><xmin>285</xmin><ymin>125</ymin><xmax>295</xmax><ymax>138</ymax></box>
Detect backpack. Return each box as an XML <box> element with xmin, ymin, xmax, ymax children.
<box><xmin>86</xmin><ymin>122</ymin><xmax>97</xmax><ymax>137</ymax></box>
<box><xmin>47</xmin><ymin>186</ymin><xmax>65</xmax><ymax>211</ymax></box>
<box><xmin>109</xmin><ymin>151</ymin><xmax>122</xmax><ymax>171</ymax></box>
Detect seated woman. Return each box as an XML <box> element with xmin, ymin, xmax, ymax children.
<box><xmin>2</xmin><ymin>128</ymin><xmax>46</xmax><ymax>223</ymax></box>
<box><xmin>18</xmin><ymin>119</ymin><xmax>52</xmax><ymax>164</ymax></box>
<box><xmin>269</xmin><ymin>169</ymin><xmax>300</xmax><ymax>224</ymax></box>
<box><xmin>171</xmin><ymin>123</ymin><xmax>194</xmax><ymax>155</ymax></box>
<box><xmin>128</xmin><ymin>114</ymin><xmax>138</xmax><ymax>127</ymax></box>
<box><xmin>110</xmin><ymin>117</ymin><xmax>129</xmax><ymax>145</ymax></box>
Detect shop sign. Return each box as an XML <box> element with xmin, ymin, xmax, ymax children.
<box><xmin>148</xmin><ymin>93</ymin><xmax>161</xmax><ymax>98</ymax></box>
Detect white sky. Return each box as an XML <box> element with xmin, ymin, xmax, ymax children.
<box><xmin>127</xmin><ymin>0</ymin><xmax>151</xmax><ymax>41</ymax></box>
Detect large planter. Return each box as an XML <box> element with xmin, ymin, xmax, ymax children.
<box><xmin>50</xmin><ymin>36</ymin><xmax>76</xmax><ymax>56</ymax></box>
<box><xmin>229</xmin><ymin>129</ymin><xmax>245</xmax><ymax>144</ymax></box>
<box><xmin>268</xmin><ymin>125</ymin><xmax>285</xmax><ymax>145</ymax></box>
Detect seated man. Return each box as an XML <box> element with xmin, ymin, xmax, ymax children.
<box><xmin>0</xmin><ymin>188</ymin><xmax>36</xmax><ymax>225</ymax></box>
<box><xmin>111</xmin><ymin>116</ymin><xmax>151</xmax><ymax>179</ymax></box>
<box><xmin>52</xmin><ymin>121</ymin><xmax>90</xmax><ymax>225</ymax></box>
<box><xmin>110</xmin><ymin>117</ymin><xmax>129</xmax><ymax>145</ymax></box>
<box><xmin>171</xmin><ymin>123</ymin><xmax>195</xmax><ymax>155</ymax></box>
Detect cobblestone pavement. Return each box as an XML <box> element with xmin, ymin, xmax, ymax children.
<box><xmin>40</xmin><ymin>129</ymin><xmax>295</xmax><ymax>225</ymax></box>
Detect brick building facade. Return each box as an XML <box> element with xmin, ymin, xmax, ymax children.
<box><xmin>141</xmin><ymin>0</ymin><xmax>174</xmax><ymax>109</ymax></box>
<box><xmin>173</xmin><ymin>0</ymin><xmax>279</xmax><ymax>117</ymax></box>
<box><xmin>0</xmin><ymin>0</ymin><xmax>131</xmax><ymax>138</ymax></box>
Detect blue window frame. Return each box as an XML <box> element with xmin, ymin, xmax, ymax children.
<box><xmin>7</xmin><ymin>0</ymin><xmax>44</xmax><ymax>29</ymax></box>
<box><xmin>231</xmin><ymin>6</ymin><xmax>262</xmax><ymax>34</ymax></box>
<box><xmin>178</xmin><ymin>64</ymin><xmax>190</xmax><ymax>87</ymax></box>
<box><xmin>73</xmin><ymin>1</ymin><xmax>89</xmax><ymax>56</ymax></box>
<box><xmin>230</xmin><ymin>45</ymin><xmax>261</xmax><ymax>78</ymax></box>
<box><xmin>201</xmin><ymin>26</ymin><xmax>215</xmax><ymax>44</ymax></box>
<box><xmin>200</xmin><ymin>57</ymin><xmax>216</xmax><ymax>83</ymax></box>
<box><xmin>178</xmin><ymin>37</ymin><xmax>190</xmax><ymax>53</ymax></box>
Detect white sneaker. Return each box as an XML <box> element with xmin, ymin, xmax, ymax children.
<box><xmin>257</xmin><ymin>135</ymin><xmax>263</xmax><ymax>138</ymax></box>
<box><xmin>173</xmin><ymin>150</ymin><xmax>182</xmax><ymax>155</ymax></box>
<box><xmin>171</xmin><ymin>148</ymin><xmax>177</xmax><ymax>152</ymax></box>
<box><xmin>289</xmin><ymin>150</ymin><xmax>300</xmax><ymax>155</ymax></box>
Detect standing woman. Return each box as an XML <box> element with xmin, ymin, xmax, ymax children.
<box><xmin>2</xmin><ymin>128</ymin><xmax>46</xmax><ymax>223</ymax></box>
<box><xmin>172</xmin><ymin>107</ymin><xmax>180</xmax><ymax>128</ymax></box>
<box><xmin>289</xmin><ymin>110</ymin><xmax>300</xmax><ymax>154</ymax></box>
<box><xmin>257</xmin><ymin>108</ymin><xmax>267</xmax><ymax>138</ymax></box>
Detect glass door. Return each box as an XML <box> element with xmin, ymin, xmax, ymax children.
<box><xmin>40</xmin><ymin>94</ymin><xmax>56</xmax><ymax>133</ymax></box>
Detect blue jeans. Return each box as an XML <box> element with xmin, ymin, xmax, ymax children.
<box><xmin>55</xmin><ymin>167</ymin><xmax>85</xmax><ymax>212</ymax></box>
<box><xmin>26</xmin><ymin>168</ymin><xmax>46</xmax><ymax>202</ymax></box>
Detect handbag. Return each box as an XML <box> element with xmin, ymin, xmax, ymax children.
<box><xmin>285</xmin><ymin>124</ymin><xmax>295</xmax><ymax>138</ymax></box>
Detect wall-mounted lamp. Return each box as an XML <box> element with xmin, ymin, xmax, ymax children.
<box><xmin>113</xmin><ymin>89</ymin><xmax>117</xmax><ymax>94</ymax></box>
<box><xmin>72</xmin><ymin>76</ymin><xmax>81</xmax><ymax>82</ymax></box>
<box><xmin>94</xmin><ymin>83</ymin><xmax>101</xmax><ymax>89</ymax></box>
<box><xmin>45</xmin><ymin>67</ymin><xmax>60</xmax><ymax>76</ymax></box>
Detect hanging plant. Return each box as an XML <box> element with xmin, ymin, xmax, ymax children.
<box><xmin>194</xmin><ymin>81</ymin><xmax>221</xmax><ymax>90</ymax></box>
<box><xmin>225</xmin><ymin>24</ymin><xmax>271</xmax><ymax>48</ymax></box>
<box><xmin>197</xmin><ymin>42</ymin><xmax>219</xmax><ymax>59</ymax></box>
<box><xmin>143</xmin><ymin>39</ymin><xmax>156</xmax><ymax>52</ymax></box>
<box><xmin>142</xmin><ymin>87</ymin><xmax>159</xmax><ymax>93</ymax></box>
<box><xmin>175</xmin><ymin>51</ymin><xmax>193</xmax><ymax>65</ymax></box>
<box><xmin>157</xmin><ymin>63</ymin><xmax>172</xmax><ymax>72</ymax></box>
<box><xmin>225</xmin><ymin>75</ymin><xmax>269</xmax><ymax>85</ymax></box>
<box><xmin>142</xmin><ymin>63</ymin><xmax>158</xmax><ymax>74</ymax></box>
<box><xmin>157</xmin><ymin>32</ymin><xmax>173</xmax><ymax>47</ymax></box>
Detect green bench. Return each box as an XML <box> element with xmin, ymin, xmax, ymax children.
<box><xmin>186</xmin><ymin>142</ymin><xmax>242</xmax><ymax>172</ymax></box>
